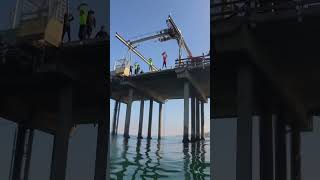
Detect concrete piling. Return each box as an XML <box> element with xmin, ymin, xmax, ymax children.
<box><xmin>291</xmin><ymin>127</ymin><xmax>301</xmax><ymax>180</ymax></box>
<box><xmin>50</xmin><ymin>86</ymin><xmax>73</xmax><ymax>180</ymax></box>
<box><xmin>115</xmin><ymin>102</ymin><xmax>121</xmax><ymax>135</ymax></box>
<box><xmin>200</xmin><ymin>101</ymin><xmax>205</xmax><ymax>140</ymax></box>
<box><xmin>275</xmin><ymin>114</ymin><xmax>287</xmax><ymax>180</ymax></box>
<box><xmin>196</xmin><ymin>98</ymin><xmax>200</xmax><ymax>141</ymax></box>
<box><xmin>124</xmin><ymin>89</ymin><xmax>133</xmax><ymax>138</ymax></box>
<box><xmin>147</xmin><ymin>100</ymin><xmax>153</xmax><ymax>139</ymax></box>
<box><xmin>12</xmin><ymin>124</ymin><xmax>27</xmax><ymax>180</ymax></box>
<box><xmin>191</xmin><ymin>97</ymin><xmax>196</xmax><ymax>142</ymax></box>
<box><xmin>138</xmin><ymin>100</ymin><xmax>144</xmax><ymax>139</ymax></box>
<box><xmin>183</xmin><ymin>81</ymin><xmax>190</xmax><ymax>143</ymax></box>
<box><xmin>23</xmin><ymin>129</ymin><xmax>34</xmax><ymax>180</ymax></box>
<box><xmin>112</xmin><ymin>101</ymin><xmax>119</xmax><ymax>135</ymax></box>
<box><xmin>158</xmin><ymin>103</ymin><xmax>163</xmax><ymax>140</ymax></box>
<box><xmin>236</xmin><ymin>66</ymin><xmax>253</xmax><ymax>180</ymax></box>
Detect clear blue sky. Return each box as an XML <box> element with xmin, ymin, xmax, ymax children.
<box><xmin>110</xmin><ymin>0</ymin><xmax>210</xmax><ymax>137</ymax></box>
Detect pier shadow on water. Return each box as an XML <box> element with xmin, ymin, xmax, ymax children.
<box><xmin>110</xmin><ymin>135</ymin><xmax>210</xmax><ymax>180</ymax></box>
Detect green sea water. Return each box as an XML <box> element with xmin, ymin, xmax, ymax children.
<box><xmin>110</xmin><ymin>135</ymin><xmax>210</xmax><ymax>180</ymax></box>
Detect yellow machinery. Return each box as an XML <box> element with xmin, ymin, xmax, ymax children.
<box><xmin>14</xmin><ymin>0</ymin><xmax>67</xmax><ymax>47</ymax></box>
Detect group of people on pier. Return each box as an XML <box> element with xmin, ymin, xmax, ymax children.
<box><xmin>61</xmin><ymin>3</ymin><xmax>108</xmax><ymax>42</ymax></box>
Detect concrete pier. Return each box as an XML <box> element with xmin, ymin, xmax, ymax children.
<box><xmin>275</xmin><ymin>115</ymin><xmax>287</xmax><ymax>180</ymax></box>
<box><xmin>112</xmin><ymin>101</ymin><xmax>119</xmax><ymax>135</ymax></box>
<box><xmin>138</xmin><ymin>100</ymin><xmax>144</xmax><ymax>139</ymax></box>
<box><xmin>147</xmin><ymin>100</ymin><xmax>153</xmax><ymax>139</ymax></box>
<box><xmin>200</xmin><ymin>101</ymin><xmax>205</xmax><ymax>140</ymax></box>
<box><xmin>158</xmin><ymin>103</ymin><xmax>163</xmax><ymax>139</ymax></box>
<box><xmin>191</xmin><ymin>97</ymin><xmax>196</xmax><ymax>142</ymax></box>
<box><xmin>182</xmin><ymin>81</ymin><xmax>190</xmax><ymax>143</ymax></box>
<box><xmin>12</xmin><ymin>124</ymin><xmax>27</xmax><ymax>180</ymax></box>
<box><xmin>23</xmin><ymin>129</ymin><xmax>34</xmax><ymax>180</ymax></box>
<box><xmin>196</xmin><ymin>98</ymin><xmax>200</xmax><ymax>141</ymax></box>
<box><xmin>236</xmin><ymin>66</ymin><xmax>253</xmax><ymax>180</ymax></box>
<box><xmin>50</xmin><ymin>86</ymin><xmax>73</xmax><ymax>180</ymax></box>
<box><xmin>124</xmin><ymin>89</ymin><xmax>133</xmax><ymax>138</ymax></box>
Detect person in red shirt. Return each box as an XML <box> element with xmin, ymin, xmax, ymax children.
<box><xmin>162</xmin><ymin>51</ymin><xmax>167</xmax><ymax>69</ymax></box>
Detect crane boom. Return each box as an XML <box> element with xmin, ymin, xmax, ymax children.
<box><xmin>130</xmin><ymin>29</ymin><xmax>171</xmax><ymax>45</ymax></box>
<box><xmin>115</xmin><ymin>32</ymin><xmax>159</xmax><ymax>71</ymax></box>
<box><xmin>167</xmin><ymin>15</ymin><xmax>193</xmax><ymax>58</ymax></box>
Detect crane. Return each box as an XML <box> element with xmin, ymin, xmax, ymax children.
<box><xmin>115</xmin><ymin>15</ymin><xmax>193</xmax><ymax>72</ymax></box>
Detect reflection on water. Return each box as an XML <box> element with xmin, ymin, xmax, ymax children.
<box><xmin>110</xmin><ymin>136</ymin><xmax>210</xmax><ymax>179</ymax></box>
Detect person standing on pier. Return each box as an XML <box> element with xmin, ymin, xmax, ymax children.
<box><xmin>134</xmin><ymin>62</ymin><xmax>138</xmax><ymax>75</ymax></box>
<box><xmin>130</xmin><ymin>65</ymin><xmax>133</xmax><ymax>75</ymax></box>
<box><xmin>78</xmin><ymin>3</ymin><xmax>88</xmax><ymax>40</ymax></box>
<box><xmin>148</xmin><ymin>58</ymin><xmax>153</xmax><ymax>71</ymax></box>
<box><xmin>62</xmin><ymin>12</ymin><xmax>74</xmax><ymax>42</ymax></box>
<box><xmin>162</xmin><ymin>51</ymin><xmax>167</xmax><ymax>68</ymax></box>
<box><xmin>86</xmin><ymin>10</ymin><xmax>96</xmax><ymax>38</ymax></box>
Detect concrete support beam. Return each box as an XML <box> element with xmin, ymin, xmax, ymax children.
<box><xmin>147</xmin><ymin>100</ymin><xmax>153</xmax><ymax>139</ymax></box>
<box><xmin>23</xmin><ymin>129</ymin><xmax>34</xmax><ymax>180</ymax></box>
<box><xmin>275</xmin><ymin>115</ymin><xmax>287</xmax><ymax>180</ymax></box>
<box><xmin>196</xmin><ymin>98</ymin><xmax>200</xmax><ymax>141</ymax></box>
<box><xmin>291</xmin><ymin>128</ymin><xmax>301</xmax><ymax>180</ymax></box>
<box><xmin>121</xmin><ymin>81</ymin><xmax>165</xmax><ymax>103</ymax></box>
<box><xmin>236</xmin><ymin>66</ymin><xmax>253</xmax><ymax>180</ymax></box>
<box><xmin>138</xmin><ymin>100</ymin><xmax>144</xmax><ymax>139</ymax></box>
<box><xmin>201</xmin><ymin>101</ymin><xmax>205</xmax><ymax>140</ymax></box>
<box><xmin>50</xmin><ymin>86</ymin><xmax>73</xmax><ymax>180</ymax></box>
<box><xmin>158</xmin><ymin>103</ymin><xmax>163</xmax><ymax>140</ymax></box>
<box><xmin>191</xmin><ymin>97</ymin><xmax>196</xmax><ymax>142</ymax></box>
<box><xmin>259</xmin><ymin>110</ymin><xmax>274</xmax><ymax>180</ymax></box>
<box><xmin>124</xmin><ymin>89</ymin><xmax>133</xmax><ymax>138</ymax></box>
<box><xmin>94</xmin><ymin>107</ymin><xmax>109</xmax><ymax>180</ymax></box>
<box><xmin>115</xmin><ymin>102</ymin><xmax>121</xmax><ymax>135</ymax></box>
<box><xmin>182</xmin><ymin>81</ymin><xmax>190</xmax><ymax>143</ymax></box>
<box><xmin>112</xmin><ymin>101</ymin><xmax>119</xmax><ymax>135</ymax></box>
<box><xmin>176</xmin><ymin>69</ymin><xmax>207</xmax><ymax>103</ymax></box>
<box><xmin>12</xmin><ymin>124</ymin><xmax>27</xmax><ymax>180</ymax></box>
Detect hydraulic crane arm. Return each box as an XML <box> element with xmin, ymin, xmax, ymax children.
<box><xmin>115</xmin><ymin>32</ymin><xmax>159</xmax><ymax>71</ymax></box>
<box><xmin>167</xmin><ymin>15</ymin><xmax>193</xmax><ymax>58</ymax></box>
<box><xmin>129</xmin><ymin>29</ymin><xmax>171</xmax><ymax>45</ymax></box>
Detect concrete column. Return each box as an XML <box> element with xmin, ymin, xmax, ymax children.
<box><xmin>182</xmin><ymin>81</ymin><xmax>190</xmax><ymax>143</ymax></box>
<box><xmin>115</xmin><ymin>102</ymin><xmax>121</xmax><ymax>135</ymax></box>
<box><xmin>291</xmin><ymin>127</ymin><xmax>301</xmax><ymax>180</ymax></box>
<box><xmin>259</xmin><ymin>111</ymin><xmax>274</xmax><ymax>180</ymax></box>
<box><xmin>50</xmin><ymin>86</ymin><xmax>73</xmax><ymax>180</ymax></box>
<box><xmin>112</xmin><ymin>101</ymin><xmax>119</xmax><ymax>135</ymax></box>
<box><xmin>196</xmin><ymin>98</ymin><xmax>200</xmax><ymax>141</ymax></box>
<box><xmin>236</xmin><ymin>66</ymin><xmax>253</xmax><ymax>180</ymax></box>
<box><xmin>191</xmin><ymin>97</ymin><xmax>196</xmax><ymax>142</ymax></box>
<box><xmin>200</xmin><ymin>101</ymin><xmax>205</xmax><ymax>140</ymax></box>
<box><xmin>23</xmin><ymin>129</ymin><xmax>34</xmax><ymax>180</ymax></box>
<box><xmin>275</xmin><ymin>115</ymin><xmax>286</xmax><ymax>180</ymax></box>
<box><xmin>158</xmin><ymin>103</ymin><xmax>163</xmax><ymax>140</ymax></box>
<box><xmin>94</xmin><ymin>107</ymin><xmax>109</xmax><ymax>180</ymax></box>
<box><xmin>137</xmin><ymin>100</ymin><xmax>144</xmax><ymax>139</ymax></box>
<box><xmin>147</xmin><ymin>100</ymin><xmax>153</xmax><ymax>139</ymax></box>
<box><xmin>12</xmin><ymin>124</ymin><xmax>27</xmax><ymax>180</ymax></box>
<box><xmin>124</xmin><ymin>89</ymin><xmax>133</xmax><ymax>138</ymax></box>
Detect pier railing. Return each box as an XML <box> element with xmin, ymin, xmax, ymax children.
<box><xmin>175</xmin><ymin>55</ymin><xmax>210</xmax><ymax>68</ymax></box>
<box><xmin>212</xmin><ymin>0</ymin><xmax>320</xmax><ymax>22</ymax></box>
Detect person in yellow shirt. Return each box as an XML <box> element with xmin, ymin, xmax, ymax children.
<box><xmin>78</xmin><ymin>3</ymin><xmax>88</xmax><ymax>40</ymax></box>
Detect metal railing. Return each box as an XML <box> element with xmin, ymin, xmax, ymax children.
<box><xmin>175</xmin><ymin>55</ymin><xmax>210</xmax><ymax>68</ymax></box>
<box><xmin>212</xmin><ymin>0</ymin><xmax>320</xmax><ymax>21</ymax></box>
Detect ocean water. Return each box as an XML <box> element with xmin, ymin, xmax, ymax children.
<box><xmin>110</xmin><ymin>135</ymin><xmax>210</xmax><ymax>180</ymax></box>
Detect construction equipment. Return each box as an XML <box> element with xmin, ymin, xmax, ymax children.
<box><xmin>115</xmin><ymin>15</ymin><xmax>193</xmax><ymax>74</ymax></box>
<box><xmin>13</xmin><ymin>0</ymin><xmax>67</xmax><ymax>47</ymax></box>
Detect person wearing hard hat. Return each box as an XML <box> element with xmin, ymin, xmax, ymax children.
<box><xmin>134</xmin><ymin>62</ymin><xmax>138</xmax><ymax>75</ymax></box>
<box><xmin>78</xmin><ymin>3</ymin><xmax>88</xmax><ymax>40</ymax></box>
<box><xmin>148</xmin><ymin>58</ymin><xmax>153</xmax><ymax>71</ymax></box>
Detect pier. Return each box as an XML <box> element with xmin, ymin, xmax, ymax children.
<box><xmin>0</xmin><ymin>38</ymin><xmax>109</xmax><ymax>180</ymax></box>
<box><xmin>110</xmin><ymin>57</ymin><xmax>210</xmax><ymax>142</ymax></box>
<box><xmin>212</xmin><ymin>0</ymin><xmax>320</xmax><ymax>179</ymax></box>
